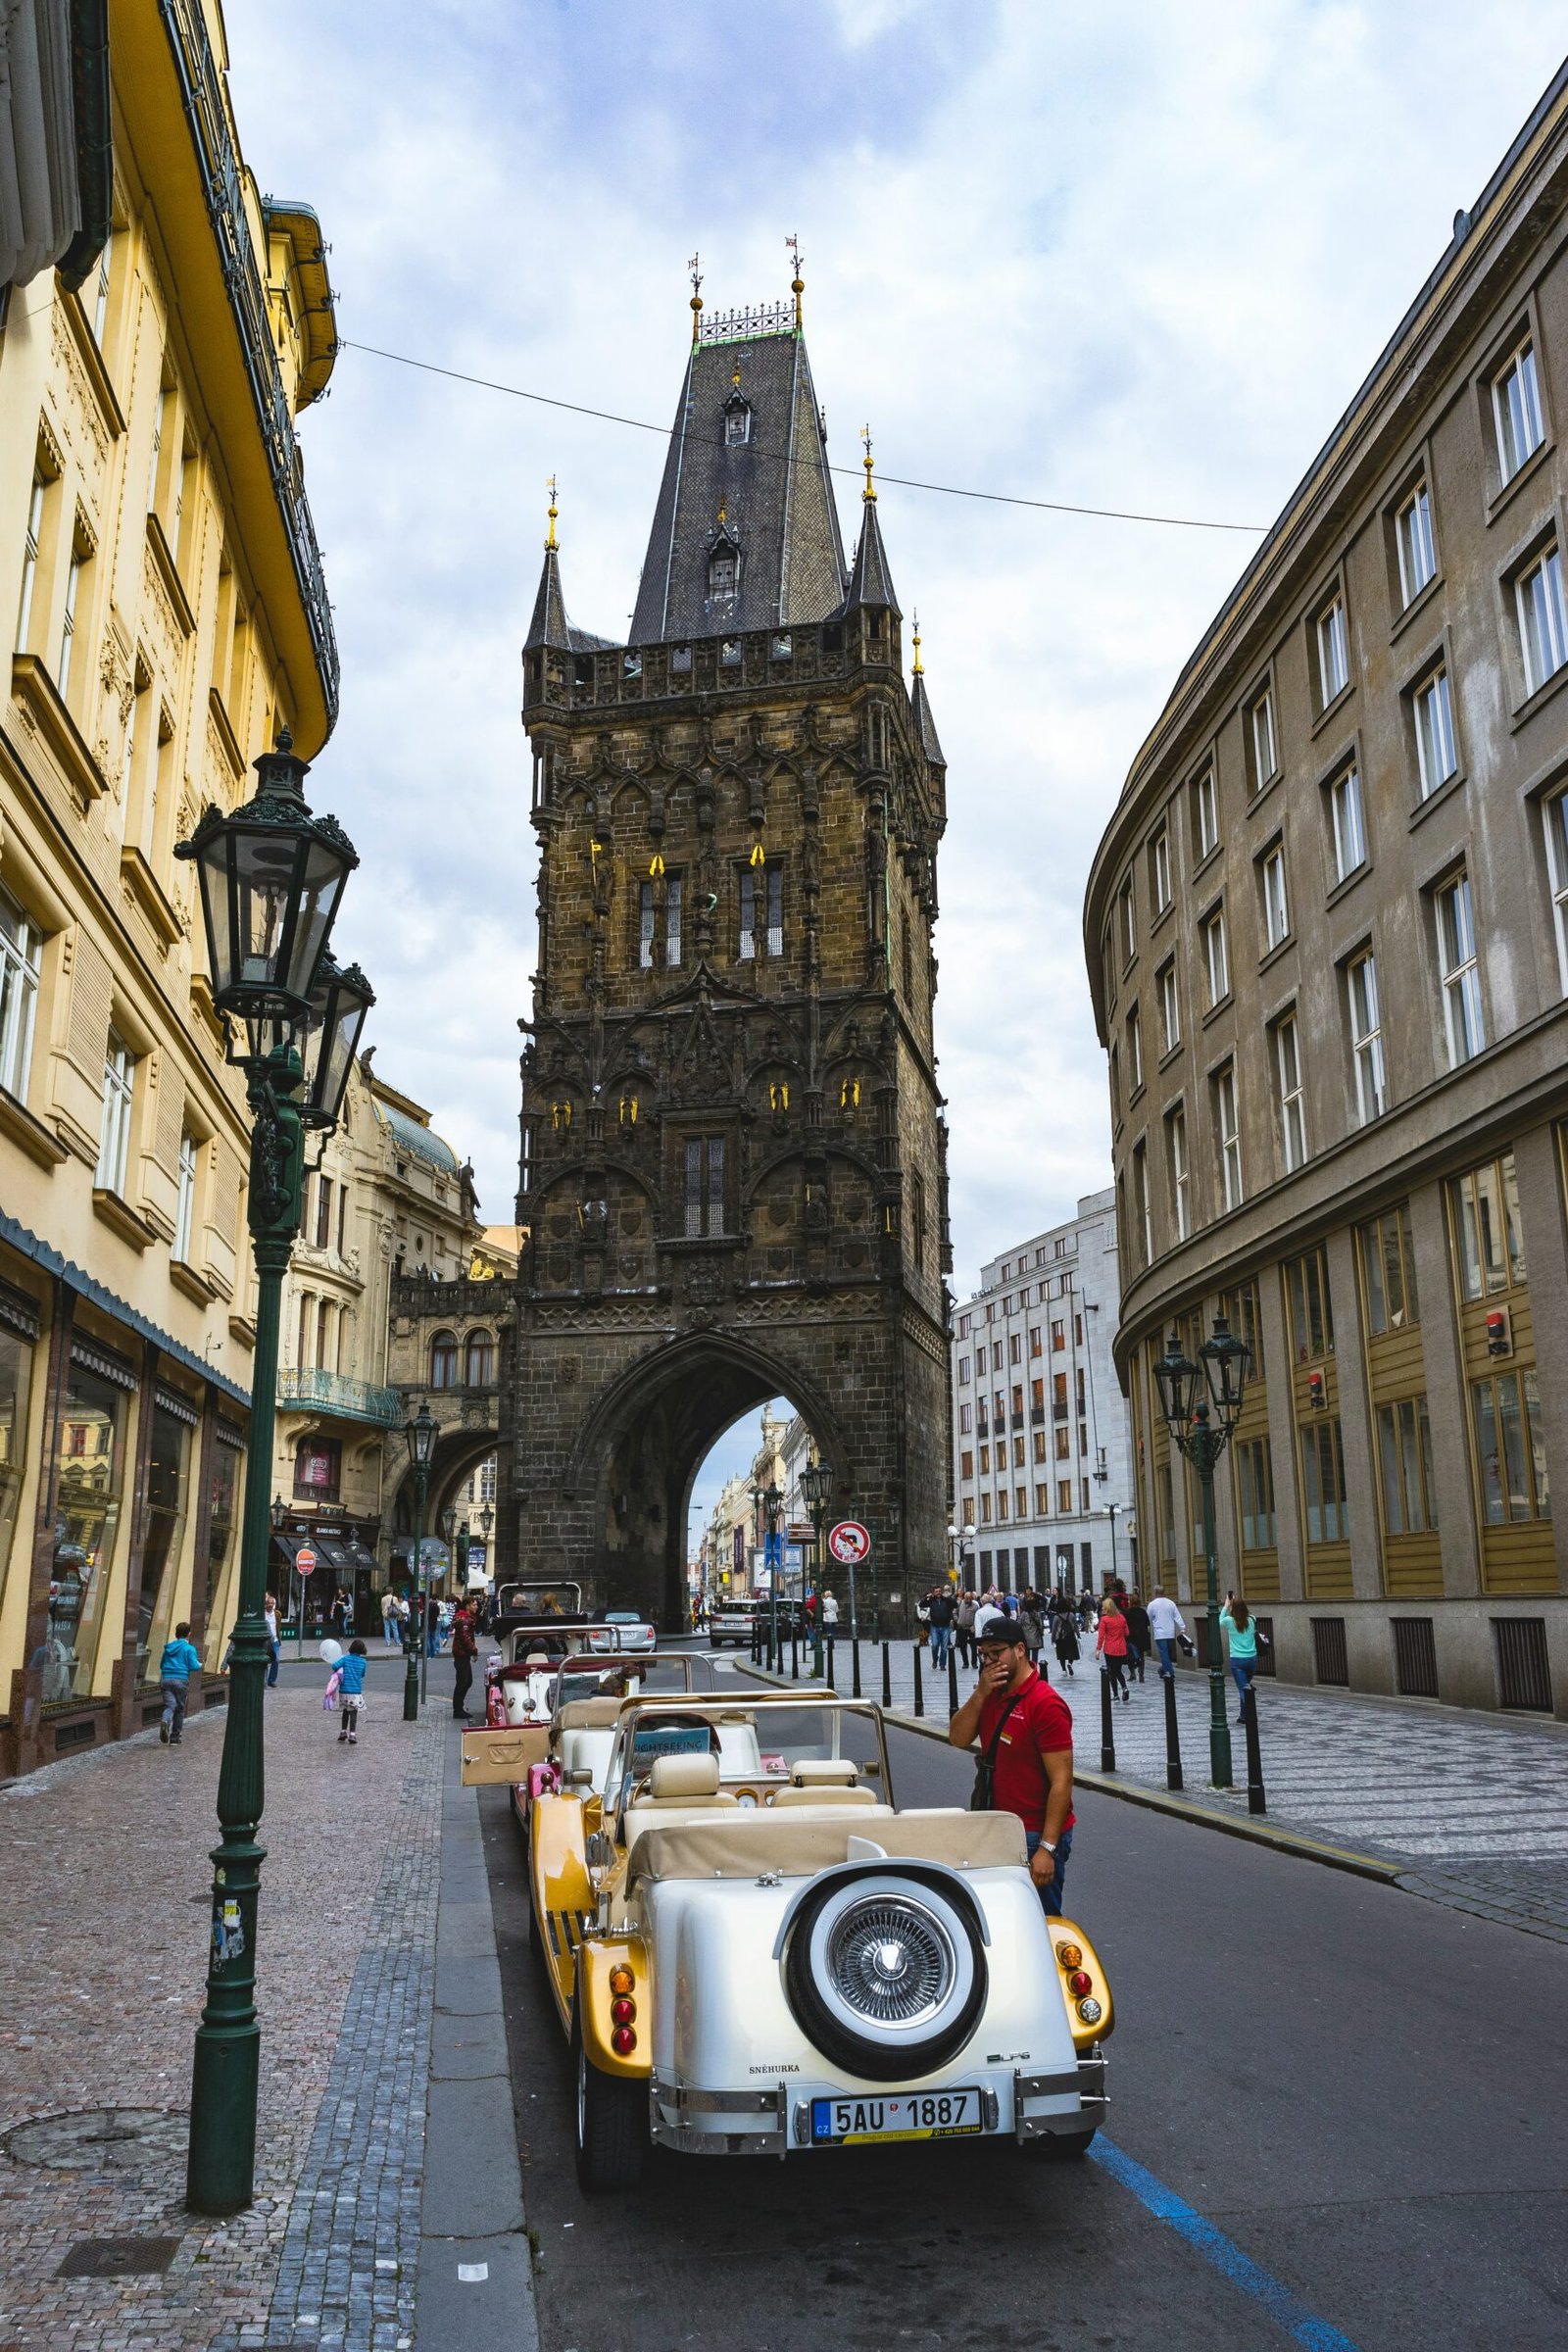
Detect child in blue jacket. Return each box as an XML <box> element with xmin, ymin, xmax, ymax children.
<box><xmin>332</xmin><ymin>1639</ymin><xmax>368</xmax><ymax>1745</ymax></box>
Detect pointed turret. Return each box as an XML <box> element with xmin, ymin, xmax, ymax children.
<box><xmin>909</xmin><ymin>612</ymin><xmax>944</xmax><ymax>766</ymax></box>
<box><xmin>524</xmin><ymin>480</ymin><xmax>614</xmax><ymax>656</ymax></box>
<box><xmin>841</xmin><ymin>428</ymin><xmax>902</xmax><ymax>618</ymax></box>
<box><xmin>629</xmin><ymin>277</ymin><xmax>847</xmax><ymax>644</ymax></box>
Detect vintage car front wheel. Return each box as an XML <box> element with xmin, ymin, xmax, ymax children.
<box><xmin>783</xmin><ymin>1869</ymin><xmax>988</xmax><ymax>2083</ymax></box>
<box><xmin>572</xmin><ymin>1996</ymin><xmax>647</xmax><ymax>2192</ymax></box>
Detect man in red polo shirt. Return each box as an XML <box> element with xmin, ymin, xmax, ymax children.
<box><xmin>949</xmin><ymin>1616</ymin><xmax>1076</xmax><ymax>1914</ymax></box>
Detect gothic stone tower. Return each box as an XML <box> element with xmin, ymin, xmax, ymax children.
<box><xmin>512</xmin><ymin>283</ymin><xmax>952</xmax><ymax>1628</ymax></box>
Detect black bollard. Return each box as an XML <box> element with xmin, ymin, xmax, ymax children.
<box><xmin>1243</xmin><ymin>1684</ymin><xmax>1267</xmax><ymax>1815</ymax></box>
<box><xmin>826</xmin><ymin>1636</ymin><xmax>836</xmax><ymax>1691</ymax></box>
<box><xmin>912</xmin><ymin>1642</ymin><xmax>925</xmax><ymax>1718</ymax></box>
<box><xmin>1162</xmin><ymin>1669</ymin><xmax>1184</xmax><ymax>1792</ymax></box>
<box><xmin>947</xmin><ymin>1647</ymin><xmax>959</xmax><ymax>1717</ymax></box>
<box><xmin>881</xmin><ymin>1640</ymin><xmax>892</xmax><ymax>1708</ymax></box>
<box><xmin>791</xmin><ymin>1628</ymin><xmax>800</xmax><ymax>1680</ymax></box>
<box><xmin>1100</xmin><ymin>1664</ymin><xmax>1116</xmax><ymax>1773</ymax></box>
<box><xmin>852</xmin><ymin>1637</ymin><xmax>862</xmax><ymax>1699</ymax></box>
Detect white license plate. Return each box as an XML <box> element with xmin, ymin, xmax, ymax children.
<box><xmin>810</xmin><ymin>2087</ymin><xmax>982</xmax><ymax>2144</ymax></box>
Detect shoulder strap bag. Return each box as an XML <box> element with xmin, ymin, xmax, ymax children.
<box><xmin>970</xmin><ymin>1689</ymin><xmax>1027</xmax><ymax>1812</ymax></box>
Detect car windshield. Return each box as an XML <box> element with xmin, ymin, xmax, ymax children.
<box><xmin>605</xmin><ymin>1612</ymin><xmax>643</xmax><ymax>1624</ymax></box>
<box><xmin>602</xmin><ymin>1697</ymin><xmax>890</xmax><ymax>1814</ymax></box>
<box><xmin>555</xmin><ymin>1656</ymin><xmax>697</xmax><ymax>1704</ymax></box>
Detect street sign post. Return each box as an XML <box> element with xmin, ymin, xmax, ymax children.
<box><xmin>294</xmin><ymin>1544</ymin><xmax>317</xmax><ymax>1658</ymax></box>
<box><xmin>827</xmin><ymin>1521</ymin><xmax>871</xmax><ymax>1639</ymax></box>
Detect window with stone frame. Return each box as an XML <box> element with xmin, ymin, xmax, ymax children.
<box><xmin>683</xmin><ymin>1134</ymin><xmax>726</xmax><ymax>1238</ymax></box>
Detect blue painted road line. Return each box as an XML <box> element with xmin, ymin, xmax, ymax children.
<box><xmin>1090</xmin><ymin>2136</ymin><xmax>1361</xmax><ymax>2351</ymax></box>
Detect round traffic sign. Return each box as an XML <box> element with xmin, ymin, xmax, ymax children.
<box><xmin>827</xmin><ymin>1520</ymin><xmax>871</xmax><ymax>1566</ymax></box>
<box><xmin>295</xmin><ymin>1545</ymin><xmax>318</xmax><ymax>1575</ymax></box>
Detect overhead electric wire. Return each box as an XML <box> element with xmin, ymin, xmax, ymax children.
<box><xmin>336</xmin><ymin>337</ymin><xmax>1267</xmax><ymax>536</ymax></box>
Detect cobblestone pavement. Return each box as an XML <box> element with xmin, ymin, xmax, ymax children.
<box><xmin>0</xmin><ymin>1673</ymin><xmax>448</xmax><ymax>2352</ymax></box>
<box><xmin>733</xmin><ymin>1636</ymin><xmax>1568</xmax><ymax>1941</ymax></box>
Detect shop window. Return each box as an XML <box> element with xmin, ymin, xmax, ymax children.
<box><xmin>429</xmin><ymin>1329</ymin><xmax>458</xmax><ymax>1389</ymax></box>
<box><xmin>135</xmin><ymin>1394</ymin><xmax>194</xmax><ymax>1671</ymax></box>
<box><xmin>203</xmin><ymin>1432</ymin><xmax>242</xmax><ymax>1659</ymax></box>
<box><xmin>46</xmin><ymin>1351</ymin><xmax>131</xmax><ymax>1701</ymax></box>
<box><xmin>1472</xmin><ymin>1370</ymin><xmax>1550</xmax><ymax>1525</ymax></box>
<box><xmin>1376</xmin><ymin>1396</ymin><xmax>1438</xmax><ymax>1536</ymax></box>
<box><xmin>0</xmin><ymin>1302</ymin><xmax>39</xmax><ymax>1624</ymax></box>
<box><xmin>1449</xmin><ymin>1152</ymin><xmax>1526</xmax><ymax>1300</ymax></box>
<box><xmin>1358</xmin><ymin>1202</ymin><xmax>1420</xmax><ymax>1333</ymax></box>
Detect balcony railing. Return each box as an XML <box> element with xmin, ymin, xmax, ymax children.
<box><xmin>158</xmin><ymin>0</ymin><xmax>339</xmax><ymax>724</ymax></box>
<box><xmin>276</xmin><ymin>1368</ymin><xmax>401</xmax><ymax>1426</ymax></box>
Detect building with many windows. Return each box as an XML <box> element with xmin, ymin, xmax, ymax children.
<box><xmin>0</xmin><ymin>1</ymin><xmax>339</xmax><ymax>1773</ymax></box>
<box><xmin>950</xmin><ymin>1191</ymin><xmax>1133</xmax><ymax>1599</ymax></box>
<box><xmin>1084</xmin><ymin>62</ymin><xmax>1568</xmax><ymax>1717</ymax></box>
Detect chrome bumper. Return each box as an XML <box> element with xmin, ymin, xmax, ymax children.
<box><xmin>647</xmin><ymin>2054</ymin><xmax>1107</xmax><ymax>2157</ymax></box>
<box><xmin>1014</xmin><ymin>2051</ymin><xmax>1108</xmax><ymax>2140</ymax></box>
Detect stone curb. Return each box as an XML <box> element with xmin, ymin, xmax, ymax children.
<box><xmin>734</xmin><ymin>1661</ymin><xmax>1404</xmax><ymax>1886</ymax></box>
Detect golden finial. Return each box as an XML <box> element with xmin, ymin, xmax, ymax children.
<box><xmin>689</xmin><ymin>251</ymin><xmax>704</xmax><ymax>344</ymax></box>
<box><xmin>860</xmin><ymin>423</ymin><xmax>876</xmax><ymax>503</ymax></box>
<box><xmin>649</xmin><ymin>852</ymin><xmax>665</xmax><ymax>879</ymax></box>
<box><xmin>732</xmin><ymin>361</ymin><xmax>742</xmax><ymax>389</ymax></box>
<box><xmin>717</xmin><ymin>501</ymin><xmax>728</xmax><ymax>527</ymax></box>
<box><xmin>912</xmin><ymin>611</ymin><xmax>923</xmax><ymax>674</ymax></box>
<box><xmin>545</xmin><ymin>473</ymin><xmax>558</xmax><ymax>551</ymax></box>
<box><xmin>786</xmin><ymin>233</ymin><xmax>804</xmax><ymax>329</ymax></box>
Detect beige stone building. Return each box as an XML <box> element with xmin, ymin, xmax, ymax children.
<box><xmin>0</xmin><ymin>1</ymin><xmax>339</xmax><ymax>1772</ymax></box>
<box><xmin>1084</xmin><ymin>62</ymin><xmax>1568</xmax><ymax>1717</ymax></box>
<box><xmin>270</xmin><ymin>1067</ymin><xmax>480</xmax><ymax>1634</ymax></box>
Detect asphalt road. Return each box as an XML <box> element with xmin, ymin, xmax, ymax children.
<box><xmin>477</xmin><ymin>1668</ymin><xmax>1566</xmax><ymax>2352</ymax></box>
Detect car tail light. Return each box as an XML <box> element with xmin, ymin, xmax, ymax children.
<box><xmin>609</xmin><ymin>1964</ymin><xmax>635</xmax><ymax>1995</ymax></box>
<box><xmin>611</xmin><ymin>2026</ymin><xmax>637</xmax><ymax>2056</ymax></box>
<box><xmin>611</xmin><ymin>1997</ymin><xmax>635</xmax><ymax>2026</ymax></box>
<box><xmin>1067</xmin><ymin>1969</ymin><xmax>1093</xmax><ymax>1998</ymax></box>
<box><xmin>1077</xmin><ymin>1996</ymin><xmax>1103</xmax><ymax>2026</ymax></box>
<box><xmin>1054</xmin><ymin>1941</ymin><xmax>1083</xmax><ymax>1969</ymax></box>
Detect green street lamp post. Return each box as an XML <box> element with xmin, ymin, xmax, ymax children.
<box><xmin>441</xmin><ymin>1504</ymin><xmax>458</xmax><ymax>1596</ymax></box>
<box><xmin>177</xmin><ymin>731</ymin><xmax>372</xmax><ymax>2217</ymax></box>
<box><xmin>403</xmin><ymin>1401</ymin><xmax>438</xmax><ymax>1720</ymax></box>
<box><xmin>801</xmin><ymin>1458</ymin><xmax>833</xmax><ymax>1677</ymax></box>
<box><xmin>1152</xmin><ymin>1313</ymin><xmax>1252</xmax><ymax>1791</ymax></box>
<box><xmin>763</xmin><ymin>1478</ymin><xmax>783</xmax><ymax>1665</ymax></box>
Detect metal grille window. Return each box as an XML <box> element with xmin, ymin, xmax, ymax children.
<box><xmin>173</xmin><ymin>1132</ymin><xmax>198</xmax><ymax>1263</ymax></box>
<box><xmin>1250</xmin><ymin>686</ymin><xmax>1278</xmax><ymax>789</ymax></box>
<box><xmin>1436</xmin><ymin>872</ymin><xmax>1484</xmax><ymax>1065</ymax></box>
<box><xmin>1392</xmin><ymin>1618</ymin><xmax>1439</xmax><ymax>1699</ymax></box>
<box><xmin>1451</xmin><ymin>1152</ymin><xmax>1526</xmax><ymax>1300</ymax></box>
<box><xmin>1202</xmin><ymin>906</ymin><xmax>1229</xmax><ymax>1006</ymax></box>
<box><xmin>1236</xmin><ymin>1437</ymin><xmax>1276</xmax><ymax>1549</ymax></box>
<box><xmin>1261</xmin><ymin>845</ymin><xmax>1289</xmax><ymax>950</ymax></box>
<box><xmin>1348</xmin><ymin>951</ymin><xmax>1386</xmax><ymax>1122</ymax></box>
<box><xmin>1311</xmin><ymin>1617</ymin><xmax>1349</xmax><ymax>1686</ymax></box>
<box><xmin>1329</xmin><ymin>764</ymin><xmax>1366</xmax><ymax>879</ymax></box>
<box><xmin>1413</xmin><ymin>666</ymin><xmax>1457</xmax><ymax>796</ymax></box>
<box><xmin>1358</xmin><ymin>1201</ymin><xmax>1419</xmax><ymax>1333</ymax></box>
<box><xmin>0</xmin><ymin>885</ymin><xmax>42</xmax><ymax>1102</ymax></box>
<box><xmin>1494</xmin><ymin>1617</ymin><xmax>1552</xmax><ymax>1711</ymax></box>
<box><xmin>1166</xmin><ymin>1104</ymin><xmax>1189</xmax><ymax>1241</ymax></box>
<box><xmin>1316</xmin><ymin>596</ymin><xmax>1349</xmax><ymax>705</ymax></box>
<box><xmin>1214</xmin><ymin>1062</ymin><xmax>1242</xmax><ymax>1210</ymax></box>
<box><xmin>1396</xmin><ymin>482</ymin><xmax>1437</xmax><ymax>604</ymax></box>
<box><xmin>684</xmin><ymin>1136</ymin><xmax>725</xmax><ymax>1237</ymax></box>
<box><xmin>1377</xmin><ymin>1396</ymin><xmax>1438</xmax><ymax>1534</ymax></box>
<box><xmin>15</xmin><ymin>472</ymin><xmax>45</xmax><ymax>654</ymax></box>
<box><xmin>1517</xmin><ymin>545</ymin><xmax>1567</xmax><ymax>695</ymax></box>
<box><xmin>95</xmin><ymin>1034</ymin><xmax>133</xmax><ymax>1195</ymax></box>
<box><xmin>1494</xmin><ymin>339</ymin><xmax>1544</xmax><ymax>482</ymax></box>
<box><xmin>1275</xmin><ymin>1014</ymin><xmax>1306</xmax><ymax>1172</ymax></box>
<box><xmin>1471</xmin><ymin>1369</ymin><xmax>1550</xmax><ymax>1525</ymax></box>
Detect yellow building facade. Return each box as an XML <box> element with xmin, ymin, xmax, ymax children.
<box><xmin>0</xmin><ymin>0</ymin><xmax>339</xmax><ymax>1772</ymax></box>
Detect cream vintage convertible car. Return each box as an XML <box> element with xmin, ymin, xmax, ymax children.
<box><xmin>524</xmin><ymin>1692</ymin><xmax>1112</xmax><ymax>2190</ymax></box>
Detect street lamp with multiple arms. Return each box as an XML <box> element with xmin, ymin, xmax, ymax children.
<box><xmin>403</xmin><ymin>1400</ymin><xmax>438</xmax><ymax>1718</ymax></box>
<box><xmin>762</xmin><ymin>1478</ymin><xmax>783</xmax><ymax>1662</ymax></box>
<box><xmin>1152</xmin><ymin>1312</ymin><xmax>1252</xmax><ymax>1790</ymax></box>
<box><xmin>177</xmin><ymin>730</ymin><xmax>369</xmax><ymax>2217</ymax></box>
<box><xmin>800</xmin><ymin>1457</ymin><xmax>833</xmax><ymax>1672</ymax></box>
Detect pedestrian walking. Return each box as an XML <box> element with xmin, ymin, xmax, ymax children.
<box><xmin>380</xmin><ymin>1589</ymin><xmax>399</xmax><ymax>1645</ymax></box>
<box><xmin>955</xmin><ymin>1589</ymin><xmax>977</xmax><ymax>1667</ymax></box>
<box><xmin>927</xmin><ymin>1584</ymin><xmax>955</xmax><ymax>1668</ymax></box>
<box><xmin>1146</xmin><ymin>1587</ymin><xmax>1189</xmax><ymax>1679</ymax></box>
<box><xmin>1096</xmin><ymin>1594</ymin><xmax>1131</xmax><ymax>1700</ymax></box>
<box><xmin>425</xmin><ymin>1594</ymin><xmax>440</xmax><ymax>1657</ymax></box>
<box><xmin>1124</xmin><ymin>1593</ymin><xmax>1151</xmax><ymax>1683</ymax></box>
<box><xmin>1220</xmin><ymin>1593</ymin><xmax>1261</xmax><ymax>1720</ymax></box>
<box><xmin>451</xmin><ymin>1599</ymin><xmax>478</xmax><ymax>1720</ymax></box>
<box><xmin>158</xmin><ymin>1621</ymin><xmax>203</xmax><ymax>1744</ymax></box>
<box><xmin>822</xmin><ymin>1592</ymin><xmax>840</xmax><ymax>1633</ymax></box>
<box><xmin>948</xmin><ymin>1616</ymin><xmax>1076</xmax><ymax>1917</ymax></box>
<box><xmin>264</xmin><ymin>1592</ymin><xmax>280</xmax><ymax>1687</ymax></box>
<box><xmin>974</xmin><ymin>1592</ymin><xmax>1005</xmax><ymax>1640</ymax></box>
<box><xmin>1052</xmin><ymin>1606</ymin><xmax>1080</xmax><ymax>1677</ymax></box>
<box><xmin>328</xmin><ymin>1587</ymin><xmax>350</xmax><ymax>1641</ymax></box>
<box><xmin>331</xmin><ymin>1639</ymin><xmax>368</xmax><ymax>1744</ymax></box>
<box><xmin>1018</xmin><ymin>1590</ymin><xmax>1046</xmax><ymax>1667</ymax></box>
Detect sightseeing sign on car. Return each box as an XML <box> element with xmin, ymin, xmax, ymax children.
<box><xmin>827</xmin><ymin>1519</ymin><xmax>871</xmax><ymax>1567</ymax></box>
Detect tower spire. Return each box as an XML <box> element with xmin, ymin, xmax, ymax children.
<box><xmin>787</xmin><ymin>232</ymin><xmax>804</xmax><ymax>329</ymax></box>
<box><xmin>688</xmin><ymin>251</ymin><xmax>704</xmax><ymax>346</ymax></box>
<box><xmin>545</xmin><ymin>473</ymin><xmax>558</xmax><ymax>551</ymax></box>
<box><xmin>911</xmin><ymin>610</ymin><xmax>922</xmax><ymax>672</ymax></box>
<box><xmin>860</xmin><ymin>422</ymin><xmax>877</xmax><ymax>502</ymax></box>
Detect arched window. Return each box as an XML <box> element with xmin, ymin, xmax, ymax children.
<box><xmin>724</xmin><ymin>392</ymin><xmax>751</xmax><ymax>447</ymax></box>
<box><xmin>465</xmin><ymin>1330</ymin><xmax>496</xmax><ymax>1388</ymax></box>
<box><xmin>429</xmin><ymin>1330</ymin><xmax>458</xmax><ymax>1389</ymax></box>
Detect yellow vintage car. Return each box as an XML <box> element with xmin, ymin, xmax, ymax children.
<box><xmin>524</xmin><ymin>1691</ymin><xmax>1113</xmax><ymax>2191</ymax></box>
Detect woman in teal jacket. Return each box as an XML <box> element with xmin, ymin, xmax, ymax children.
<box><xmin>1219</xmin><ymin>1593</ymin><xmax>1259</xmax><ymax>1721</ymax></box>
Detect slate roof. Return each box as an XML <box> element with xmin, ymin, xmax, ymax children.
<box><xmin>842</xmin><ymin>494</ymin><xmax>901</xmax><ymax>617</ymax></box>
<box><xmin>630</xmin><ymin>328</ymin><xmax>848</xmax><ymax>645</ymax></box>
<box><xmin>911</xmin><ymin>671</ymin><xmax>946</xmax><ymax>766</ymax></box>
<box><xmin>524</xmin><ymin>545</ymin><xmax>615</xmax><ymax>655</ymax></box>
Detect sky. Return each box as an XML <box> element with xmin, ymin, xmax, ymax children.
<box><xmin>222</xmin><ymin>1</ymin><xmax>1568</xmax><ymax>1528</ymax></box>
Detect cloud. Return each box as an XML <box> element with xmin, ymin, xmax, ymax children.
<box><xmin>225</xmin><ymin>0</ymin><xmax>1567</xmax><ymax>1317</ymax></box>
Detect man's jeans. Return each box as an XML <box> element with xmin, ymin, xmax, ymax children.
<box><xmin>1154</xmin><ymin>1637</ymin><xmax>1176</xmax><ymax>1679</ymax></box>
<box><xmin>161</xmin><ymin>1678</ymin><xmax>189</xmax><ymax>1740</ymax></box>
<box><xmin>1024</xmin><ymin>1828</ymin><xmax>1074</xmax><ymax>1918</ymax></box>
<box><xmin>266</xmin><ymin>1640</ymin><xmax>280</xmax><ymax>1688</ymax></box>
<box><xmin>930</xmin><ymin>1624</ymin><xmax>951</xmax><ymax>1667</ymax></box>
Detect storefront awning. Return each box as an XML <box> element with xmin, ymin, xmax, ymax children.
<box><xmin>0</xmin><ymin>1207</ymin><xmax>249</xmax><ymax>1406</ymax></box>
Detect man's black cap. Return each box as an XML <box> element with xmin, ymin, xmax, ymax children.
<box><xmin>975</xmin><ymin>1618</ymin><xmax>1026</xmax><ymax>1646</ymax></box>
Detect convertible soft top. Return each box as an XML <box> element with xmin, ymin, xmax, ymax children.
<box><xmin>623</xmin><ymin>1808</ymin><xmax>1028</xmax><ymax>1887</ymax></box>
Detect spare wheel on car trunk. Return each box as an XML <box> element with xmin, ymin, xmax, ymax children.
<box><xmin>782</xmin><ymin>1867</ymin><xmax>988</xmax><ymax>2083</ymax></box>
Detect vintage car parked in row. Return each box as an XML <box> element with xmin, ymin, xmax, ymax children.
<box><xmin>521</xmin><ymin>1692</ymin><xmax>1112</xmax><ymax>2190</ymax></box>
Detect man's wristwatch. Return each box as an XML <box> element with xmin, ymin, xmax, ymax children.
<box><xmin>1040</xmin><ymin>1840</ymin><xmax>1056</xmax><ymax>1854</ymax></box>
